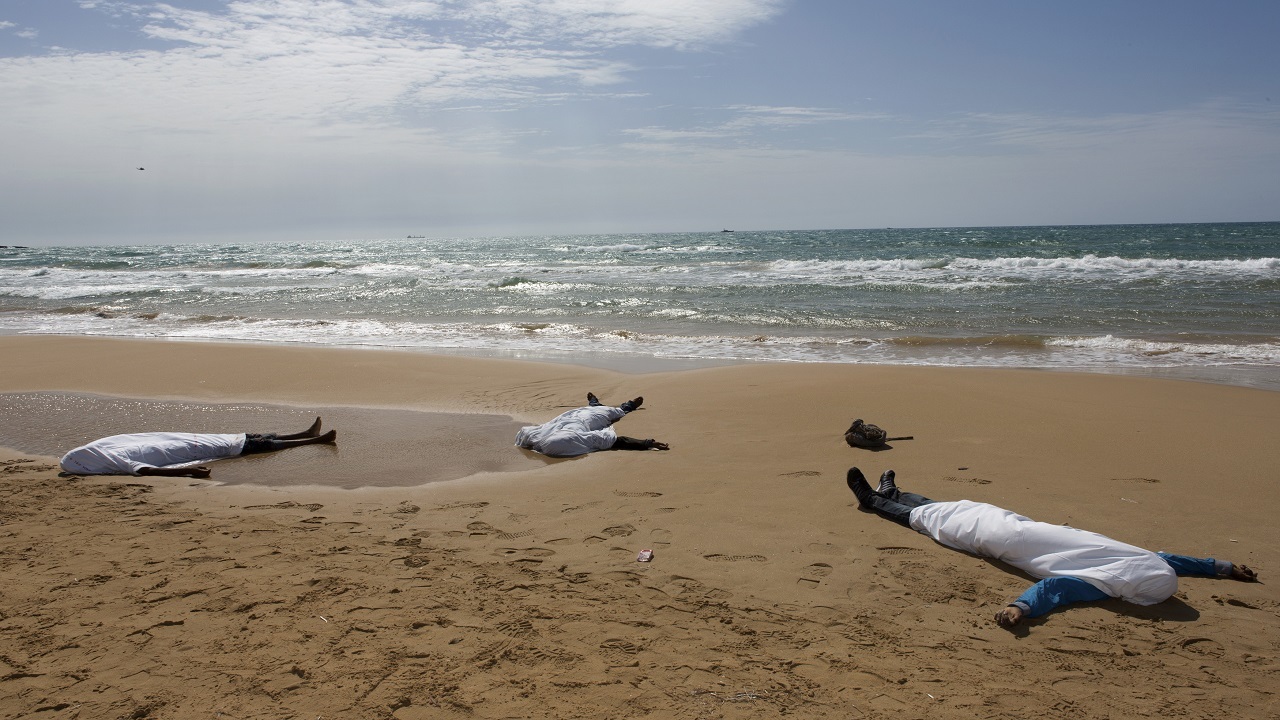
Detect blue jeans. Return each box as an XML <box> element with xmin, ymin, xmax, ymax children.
<box><xmin>862</xmin><ymin>486</ymin><xmax>934</xmax><ymax>528</ymax></box>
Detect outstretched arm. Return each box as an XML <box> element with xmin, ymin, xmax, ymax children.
<box><xmin>1157</xmin><ymin>552</ymin><xmax>1258</xmax><ymax>582</ymax></box>
<box><xmin>995</xmin><ymin>576</ymin><xmax>1109</xmax><ymax>628</ymax></box>
<box><xmin>610</xmin><ymin>436</ymin><xmax>670</xmax><ymax>451</ymax></box>
<box><xmin>137</xmin><ymin>465</ymin><xmax>212</xmax><ymax>479</ymax></box>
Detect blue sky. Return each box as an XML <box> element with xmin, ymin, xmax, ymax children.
<box><xmin>2</xmin><ymin>0</ymin><xmax>1278</xmax><ymax>244</ymax></box>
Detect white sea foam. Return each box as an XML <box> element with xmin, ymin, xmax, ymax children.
<box><xmin>1046</xmin><ymin>335</ymin><xmax>1280</xmax><ymax>364</ymax></box>
<box><xmin>5</xmin><ymin>310</ymin><xmax>1275</xmax><ymax>375</ymax></box>
<box><xmin>3</xmin><ymin>225</ymin><xmax>1277</xmax><ymax>386</ymax></box>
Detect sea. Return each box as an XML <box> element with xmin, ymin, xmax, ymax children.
<box><xmin>2</xmin><ymin>223</ymin><xmax>1279</xmax><ymax>390</ymax></box>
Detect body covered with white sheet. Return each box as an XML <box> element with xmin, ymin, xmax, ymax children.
<box><xmin>909</xmin><ymin>499</ymin><xmax>1178</xmax><ymax>605</ymax></box>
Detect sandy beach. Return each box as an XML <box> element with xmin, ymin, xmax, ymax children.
<box><xmin>2</xmin><ymin>335</ymin><xmax>1278</xmax><ymax>719</ymax></box>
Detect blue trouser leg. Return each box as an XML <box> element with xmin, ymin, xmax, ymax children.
<box><xmin>863</xmin><ymin>489</ymin><xmax>934</xmax><ymax>528</ymax></box>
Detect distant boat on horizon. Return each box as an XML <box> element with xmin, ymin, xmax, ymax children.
<box><xmin>720</xmin><ymin>229</ymin><xmax>734</xmax><ymax>233</ymax></box>
<box><xmin>406</xmin><ymin>235</ymin><xmax>426</xmax><ymax>239</ymax></box>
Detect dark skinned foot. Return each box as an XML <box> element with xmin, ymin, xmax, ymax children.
<box><xmin>1231</xmin><ymin>564</ymin><xmax>1259</xmax><ymax>582</ymax></box>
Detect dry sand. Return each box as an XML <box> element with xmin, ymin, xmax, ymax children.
<box><xmin>1</xmin><ymin>335</ymin><xmax>1278</xmax><ymax>719</ymax></box>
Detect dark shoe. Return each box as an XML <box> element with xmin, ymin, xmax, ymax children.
<box><xmin>877</xmin><ymin>470</ymin><xmax>897</xmax><ymax>494</ymax></box>
<box><xmin>587</xmin><ymin>392</ymin><xmax>602</xmax><ymax>407</ymax></box>
<box><xmin>846</xmin><ymin>467</ymin><xmax>875</xmax><ymax>507</ymax></box>
<box><xmin>619</xmin><ymin>396</ymin><xmax>643</xmax><ymax>413</ymax></box>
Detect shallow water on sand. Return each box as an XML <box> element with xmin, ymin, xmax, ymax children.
<box><xmin>0</xmin><ymin>392</ymin><xmax>546</xmax><ymax>488</ymax></box>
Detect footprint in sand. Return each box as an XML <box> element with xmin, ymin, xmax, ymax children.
<box><xmin>496</xmin><ymin>529</ymin><xmax>534</xmax><ymax>540</ymax></box>
<box><xmin>797</xmin><ymin>563</ymin><xmax>832</xmax><ymax>589</ymax></box>
<box><xmin>943</xmin><ymin>476</ymin><xmax>991</xmax><ymax>485</ymax></box>
<box><xmin>245</xmin><ymin>501</ymin><xmax>324</xmax><ymax>512</ymax></box>
<box><xmin>650</xmin><ymin>529</ymin><xmax>672</xmax><ymax>547</ymax></box>
<box><xmin>603</xmin><ymin>524</ymin><xmax>635</xmax><ymax>537</ymax></box>
<box><xmin>436</xmin><ymin>501</ymin><xmax>489</xmax><ymax>511</ymax></box>
<box><xmin>877</xmin><ymin>546</ymin><xmax>925</xmax><ymax>556</ymax></box>
<box><xmin>805</xmin><ymin>562</ymin><xmax>833</xmax><ymax>577</ymax></box>
<box><xmin>496</xmin><ymin>619</ymin><xmax>536</xmax><ymax>637</ymax></box>
<box><xmin>1114</xmin><ymin>477</ymin><xmax>1161</xmax><ymax>484</ymax></box>
<box><xmin>0</xmin><ymin>459</ymin><xmax>58</xmax><ymax>474</ymax></box>
<box><xmin>600</xmin><ymin>638</ymin><xmax>644</xmax><ymax>654</ymax></box>
<box><xmin>1181</xmin><ymin>637</ymin><xmax>1226</xmax><ymax>658</ymax></box>
<box><xmin>667</xmin><ymin>577</ymin><xmax>733</xmax><ymax>600</ymax></box>
<box><xmin>495</xmin><ymin>547</ymin><xmax>556</xmax><ymax>559</ymax></box>
<box><xmin>779</xmin><ymin>470</ymin><xmax>822</xmax><ymax>477</ymax></box>
<box><xmin>806</xmin><ymin>542</ymin><xmax>842</xmax><ymax>556</ymax></box>
<box><xmin>653</xmin><ymin>507</ymin><xmax>678</xmax><ymax>513</ymax></box>
<box><xmin>614</xmin><ymin>490</ymin><xmax>663</xmax><ymax>497</ymax></box>
<box><xmin>602</xmin><ymin>570</ymin><xmax>644</xmax><ymax>586</ymax></box>
<box><xmin>703</xmin><ymin>553</ymin><xmax>767</xmax><ymax>563</ymax></box>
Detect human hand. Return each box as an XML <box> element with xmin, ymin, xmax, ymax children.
<box><xmin>648</xmin><ymin>440</ymin><xmax>670</xmax><ymax>451</ymax></box>
<box><xmin>994</xmin><ymin>605</ymin><xmax>1024</xmax><ymax>628</ymax></box>
<box><xmin>189</xmin><ymin>466</ymin><xmax>212</xmax><ymax>479</ymax></box>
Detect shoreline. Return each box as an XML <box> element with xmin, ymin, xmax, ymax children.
<box><xmin>3</xmin><ymin>334</ymin><xmax>1279</xmax><ymax>717</ymax></box>
<box><xmin>4</xmin><ymin>331</ymin><xmax>1277</xmax><ymax>390</ymax></box>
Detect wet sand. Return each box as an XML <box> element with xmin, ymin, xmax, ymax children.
<box><xmin>0</xmin><ymin>392</ymin><xmax>540</xmax><ymax>488</ymax></box>
<box><xmin>1</xmin><ymin>335</ymin><xmax>1278</xmax><ymax>719</ymax></box>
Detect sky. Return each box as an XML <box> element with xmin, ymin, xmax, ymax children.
<box><xmin>1</xmin><ymin>0</ymin><xmax>1278</xmax><ymax>245</ymax></box>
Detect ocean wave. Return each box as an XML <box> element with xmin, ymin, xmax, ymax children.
<box><xmin>1046</xmin><ymin>335</ymin><xmax>1280</xmax><ymax>364</ymax></box>
<box><xmin>2</xmin><ymin>310</ymin><xmax>1277</xmax><ymax>374</ymax></box>
<box><xmin>557</xmin><ymin>243</ymin><xmax>648</xmax><ymax>253</ymax></box>
<box><xmin>489</xmin><ymin>279</ymin><xmax>595</xmax><ymax>294</ymax></box>
<box><xmin>769</xmin><ymin>258</ymin><xmax>951</xmax><ymax>274</ymax></box>
<box><xmin>490</xmin><ymin>276</ymin><xmax>535</xmax><ymax>288</ymax></box>
<box><xmin>764</xmin><ymin>255</ymin><xmax>1280</xmax><ymax>280</ymax></box>
<box><xmin>0</xmin><ymin>282</ymin><xmax>175</xmax><ymax>301</ymax></box>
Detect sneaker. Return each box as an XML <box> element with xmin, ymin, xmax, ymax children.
<box><xmin>619</xmin><ymin>396</ymin><xmax>643</xmax><ymax>412</ymax></box>
<box><xmin>846</xmin><ymin>467</ymin><xmax>875</xmax><ymax>506</ymax></box>
<box><xmin>877</xmin><ymin>470</ymin><xmax>897</xmax><ymax>494</ymax></box>
<box><xmin>587</xmin><ymin>392</ymin><xmax>602</xmax><ymax>406</ymax></box>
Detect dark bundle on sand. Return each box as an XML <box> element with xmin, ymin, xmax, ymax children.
<box><xmin>845</xmin><ymin>419</ymin><xmax>912</xmax><ymax>448</ymax></box>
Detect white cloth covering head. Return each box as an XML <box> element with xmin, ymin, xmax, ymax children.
<box><xmin>514</xmin><ymin>406</ymin><xmax>626</xmax><ymax>457</ymax></box>
<box><xmin>60</xmin><ymin>432</ymin><xmax>248</xmax><ymax>475</ymax></box>
<box><xmin>909</xmin><ymin>500</ymin><xmax>1178</xmax><ymax>606</ymax></box>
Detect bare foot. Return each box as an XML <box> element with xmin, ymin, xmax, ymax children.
<box><xmin>318</xmin><ymin>429</ymin><xmax>337</xmax><ymax>444</ymax></box>
<box><xmin>1230</xmin><ymin>564</ymin><xmax>1259</xmax><ymax>582</ymax></box>
<box><xmin>305</xmin><ymin>416</ymin><xmax>323</xmax><ymax>437</ymax></box>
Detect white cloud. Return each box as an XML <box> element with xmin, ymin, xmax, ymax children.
<box><xmin>904</xmin><ymin>101</ymin><xmax>1280</xmax><ymax>158</ymax></box>
<box><xmin>1</xmin><ymin>0</ymin><xmax>783</xmax><ymax>139</ymax></box>
<box><xmin>457</xmin><ymin>0</ymin><xmax>786</xmax><ymax>49</ymax></box>
<box><xmin>621</xmin><ymin>104</ymin><xmax>891</xmax><ymax>148</ymax></box>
